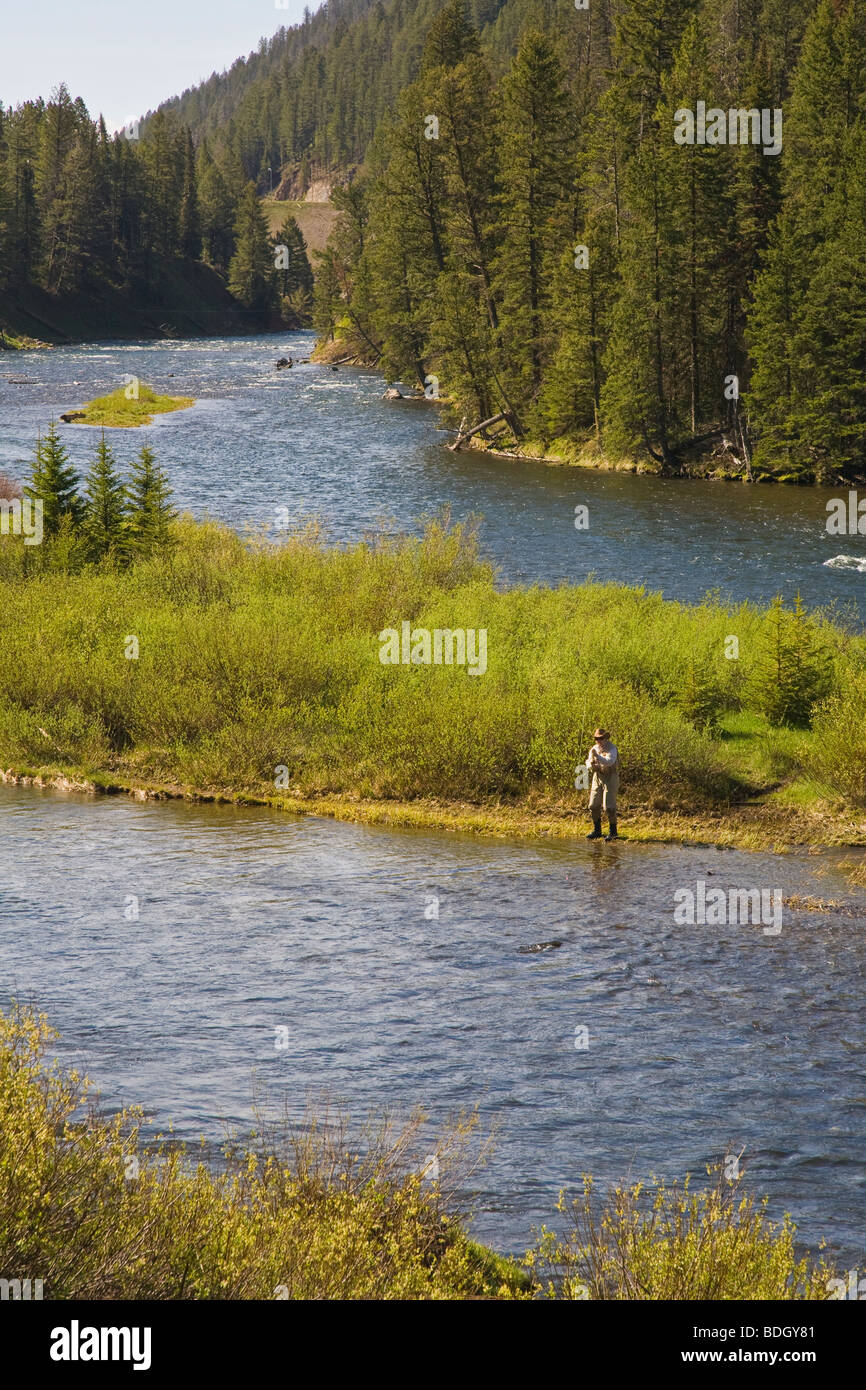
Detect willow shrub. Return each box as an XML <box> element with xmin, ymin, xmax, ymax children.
<box><xmin>528</xmin><ymin>1172</ymin><xmax>837</xmax><ymax>1301</ymax></box>
<box><xmin>807</xmin><ymin>664</ymin><xmax>866</xmax><ymax>805</ymax></box>
<box><xmin>0</xmin><ymin>1005</ymin><xmax>523</xmax><ymax>1300</ymax></box>
<box><xmin>0</xmin><ymin>514</ymin><xmax>862</xmax><ymax>804</ymax></box>
<box><xmin>0</xmin><ymin>1006</ymin><xmax>840</xmax><ymax>1300</ymax></box>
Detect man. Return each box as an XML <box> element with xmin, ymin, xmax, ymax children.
<box><xmin>585</xmin><ymin>726</ymin><xmax>619</xmax><ymax>841</ymax></box>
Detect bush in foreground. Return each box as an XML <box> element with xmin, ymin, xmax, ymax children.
<box><xmin>0</xmin><ymin>1007</ymin><xmax>841</xmax><ymax>1301</ymax></box>
<box><xmin>529</xmin><ymin>1173</ymin><xmax>836</xmax><ymax>1301</ymax></box>
<box><xmin>0</xmin><ymin>1005</ymin><xmax>521</xmax><ymax>1300</ymax></box>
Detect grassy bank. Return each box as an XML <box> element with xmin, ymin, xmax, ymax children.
<box><xmin>0</xmin><ymin>1006</ymin><xmax>838</xmax><ymax>1300</ymax></box>
<box><xmin>61</xmin><ymin>382</ymin><xmax>194</xmax><ymax>428</ymax></box>
<box><xmin>1</xmin><ymin>515</ymin><xmax>865</xmax><ymax>849</ymax></box>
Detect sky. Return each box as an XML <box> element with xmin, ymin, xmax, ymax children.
<box><xmin>0</xmin><ymin>0</ymin><xmax>316</xmax><ymax>133</ymax></box>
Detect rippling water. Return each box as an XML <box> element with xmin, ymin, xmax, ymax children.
<box><xmin>1</xmin><ymin>333</ymin><xmax>864</xmax><ymax>613</ymax></box>
<box><xmin>2</xmin><ymin>783</ymin><xmax>864</xmax><ymax>1262</ymax></box>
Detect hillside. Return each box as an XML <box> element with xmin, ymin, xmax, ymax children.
<box><xmin>0</xmin><ymin>258</ymin><xmax>284</xmax><ymax>347</ymax></box>
<box><xmin>306</xmin><ymin>0</ymin><xmax>866</xmax><ymax>485</ymax></box>
<box><xmin>152</xmin><ymin>0</ymin><xmax>531</xmax><ymax>189</ymax></box>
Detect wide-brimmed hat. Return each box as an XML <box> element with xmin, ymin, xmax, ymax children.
<box><xmin>593</xmin><ymin>727</ymin><xmax>611</xmax><ymax>740</ymax></box>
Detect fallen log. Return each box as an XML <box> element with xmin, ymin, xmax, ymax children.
<box><xmin>447</xmin><ymin>411</ymin><xmax>509</xmax><ymax>451</ymax></box>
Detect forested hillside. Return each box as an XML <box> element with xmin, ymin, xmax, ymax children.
<box><xmin>153</xmin><ymin>0</ymin><xmax>530</xmax><ymax>185</ymax></box>
<box><xmin>309</xmin><ymin>0</ymin><xmax>866</xmax><ymax>484</ymax></box>
<box><xmin>0</xmin><ymin>84</ymin><xmax>315</xmax><ymax>341</ymax></box>
<box><xmin>3</xmin><ymin>0</ymin><xmax>864</xmax><ymax>482</ymax></box>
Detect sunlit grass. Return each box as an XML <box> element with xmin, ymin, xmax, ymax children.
<box><xmin>65</xmin><ymin>382</ymin><xmax>194</xmax><ymax>428</ymax></box>
<box><xmin>0</xmin><ymin>514</ymin><xmax>864</xmax><ymax>847</ymax></box>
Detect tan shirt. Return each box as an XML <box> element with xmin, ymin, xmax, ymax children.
<box><xmin>586</xmin><ymin>741</ymin><xmax>618</xmax><ymax>775</ymax></box>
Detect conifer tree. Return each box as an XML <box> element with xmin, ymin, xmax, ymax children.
<box><xmin>82</xmin><ymin>433</ymin><xmax>127</xmax><ymax>563</ymax></box>
<box><xmin>25</xmin><ymin>422</ymin><xmax>83</xmax><ymax>537</ymax></box>
<box><xmin>419</xmin><ymin>0</ymin><xmax>480</xmax><ymax>74</ymax></box>
<box><xmin>228</xmin><ymin>181</ymin><xmax>276</xmax><ymax>311</ymax></box>
<box><xmin>179</xmin><ymin>128</ymin><xmax>201</xmax><ymax>260</ymax></box>
<box><xmin>752</xmin><ymin>595</ymin><xmax>831</xmax><ymax>728</ymax></box>
<box><xmin>271</xmin><ymin>212</ymin><xmax>314</xmax><ymax>316</ymax></box>
<box><xmin>197</xmin><ymin>141</ymin><xmax>236</xmax><ymax>271</ymax></box>
<box><xmin>492</xmin><ymin>31</ymin><xmax>573</xmax><ymax>428</ymax></box>
<box><xmin>126</xmin><ymin>445</ymin><xmax>176</xmax><ymax>555</ymax></box>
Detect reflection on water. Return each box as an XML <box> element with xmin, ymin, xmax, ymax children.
<box><xmin>0</xmin><ymin>334</ymin><xmax>863</xmax><ymax>615</ymax></box>
<box><xmin>2</xmin><ymin>783</ymin><xmax>864</xmax><ymax>1261</ymax></box>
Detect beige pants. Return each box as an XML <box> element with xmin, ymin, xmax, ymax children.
<box><xmin>589</xmin><ymin>770</ymin><xmax>618</xmax><ymax>816</ymax></box>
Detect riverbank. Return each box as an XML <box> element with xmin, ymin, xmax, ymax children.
<box><xmin>316</xmin><ymin>337</ymin><xmax>847</xmax><ymax>483</ymax></box>
<box><xmin>0</xmin><ymin>262</ymin><xmax>296</xmax><ymax>348</ymax></box>
<box><xmin>0</xmin><ymin>1005</ymin><xmax>839</xmax><ymax>1299</ymax></box>
<box><xmin>462</xmin><ymin>432</ymin><xmax>760</xmax><ymax>482</ymax></box>
<box><xmin>1</xmin><ymin>515</ymin><xmax>866</xmax><ymax>861</ymax></box>
<box><xmin>1</xmin><ymin>765</ymin><xmax>864</xmax><ymax>856</ymax></box>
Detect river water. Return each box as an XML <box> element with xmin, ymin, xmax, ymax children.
<box><xmin>1</xmin><ymin>782</ymin><xmax>864</xmax><ymax>1263</ymax></box>
<box><xmin>1</xmin><ymin>332</ymin><xmax>865</xmax><ymax>613</ymax></box>
<box><xmin>1</xmin><ymin>335</ymin><xmax>865</xmax><ymax>1266</ymax></box>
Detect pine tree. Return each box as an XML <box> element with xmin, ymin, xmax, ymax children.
<box><xmin>140</xmin><ymin>110</ymin><xmax>182</xmax><ymax>268</ymax></box>
<box><xmin>752</xmin><ymin>595</ymin><xmax>831</xmax><ymax>728</ymax></box>
<box><xmin>312</xmin><ymin>246</ymin><xmax>344</xmax><ymax>343</ymax></box>
<box><xmin>228</xmin><ymin>182</ymin><xmax>276</xmax><ymax>311</ymax></box>
<box><xmin>601</xmin><ymin>15</ymin><xmax>734</xmax><ymax>468</ymax></box>
<box><xmin>744</xmin><ymin>212</ymin><xmax>804</xmax><ymax>476</ymax></box>
<box><xmin>419</xmin><ymin>0</ymin><xmax>480</xmax><ymax>73</ymax></box>
<box><xmin>82</xmin><ymin>433</ymin><xmax>127</xmax><ymax>563</ymax></box>
<box><xmin>271</xmin><ymin>212</ymin><xmax>314</xmax><ymax>321</ymax></box>
<box><xmin>362</xmin><ymin>80</ymin><xmax>448</xmax><ymax>385</ymax></box>
<box><xmin>492</xmin><ymin>32</ymin><xmax>573</xmax><ymax>429</ymax></box>
<box><xmin>36</xmin><ymin>83</ymin><xmax>79</xmax><ymax>287</ymax></box>
<box><xmin>179</xmin><ymin>128</ymin><xmax>201</xmax><ymax>259</ymax></box>
<box><xmin>197</xmin><ymin>141</ymin><xmax>236</xmax><ymax>271</ymax></box>
<box><xmin>746</xmin><ymin>0</ymin><xmax>866</xmax><ymax>480</ymax></box>
<box><xmin>25</xmin><ymin>422</ymin><xmax>83</xmax><ymax>537</ymax></box>
<box><xmin>126</xmin><ymin>445</ymin><xmax>176</xmax><ymax>555</ymax></box>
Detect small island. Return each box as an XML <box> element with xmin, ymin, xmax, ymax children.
<box><xmin>60</xmin><ymin>381</ymin><xmax>194</xmax><ymax>428</ymax></box>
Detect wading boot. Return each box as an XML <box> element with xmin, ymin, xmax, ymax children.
<box><xmin>604</xmin><ymin>818</ymin><xmax>619</xmax><ymax>842</ymax></box>
<box><xmin>586</xmin><ymin>818</ymin><xmax>603</xmax><ymax>840</ymax></box>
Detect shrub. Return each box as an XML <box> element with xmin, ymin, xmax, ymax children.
<box><xmin>528</xmin><ymin>1169</ymin><xmax>837</xmax><ymax>1301</ymax></box>
<box><xmin>750</xmin><ymin>595</ymin><xmax>834</xmax><ymax>729</ymax></box>
<box><xmin>0</xmin><ymin>1004</ymin><xmax>524</xmax><ymax>1300</ymax></box>
<box><xmin>807</xmin><ymin>663</ymin><xmax>866</xmax><ymax>805</ymax></box>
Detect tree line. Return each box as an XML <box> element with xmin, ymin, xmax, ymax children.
<box><xmin>313</xmin><ymin>0</ymin><xmax>866</xmax><ymax>483</ymax></box>
<box><xmin>0</xmin><ymin>86</ymin><xmax>313</xmax><ymax>317</ymax></box>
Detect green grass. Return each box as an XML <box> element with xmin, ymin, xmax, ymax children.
<box><xmin>0</xmin><ymin>514</ymin><xmax>865</xmax><ymax>839</ymax></box>
<box><xmin>65</xmin><ymin>381</ymin><xmax>194</xmax><ymax>427</ymax></box>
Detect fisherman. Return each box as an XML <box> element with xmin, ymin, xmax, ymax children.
<box><xmin>585</xmin><ymin>726</ymin><xmax>619</xmax><ymax>841</ymax></box>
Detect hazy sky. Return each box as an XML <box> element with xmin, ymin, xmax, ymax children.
<box><xmin>0</xmin><ymin>0</ymin><xmax>316</xmax><ymax>133</ymax></box>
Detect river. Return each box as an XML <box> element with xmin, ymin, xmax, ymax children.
<box><xmin>1</xmin><ymin>335</ymin><xmax>864</xmax><ymax>1266</ymax></box>
<box><xmin>1</xmin><ymin>782</ymin><xmax>864</xmax><ymax>1263</ymax></box>
<box><xmin>1</xmin><ymin>332</ymin><xmax>864</xmax><ymax>613</ymax></box>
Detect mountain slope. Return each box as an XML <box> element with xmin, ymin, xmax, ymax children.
<box><xmin>153</xmin><ymin>0</ymin><xmax>526</xmax><ymax>185</ymax></box>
